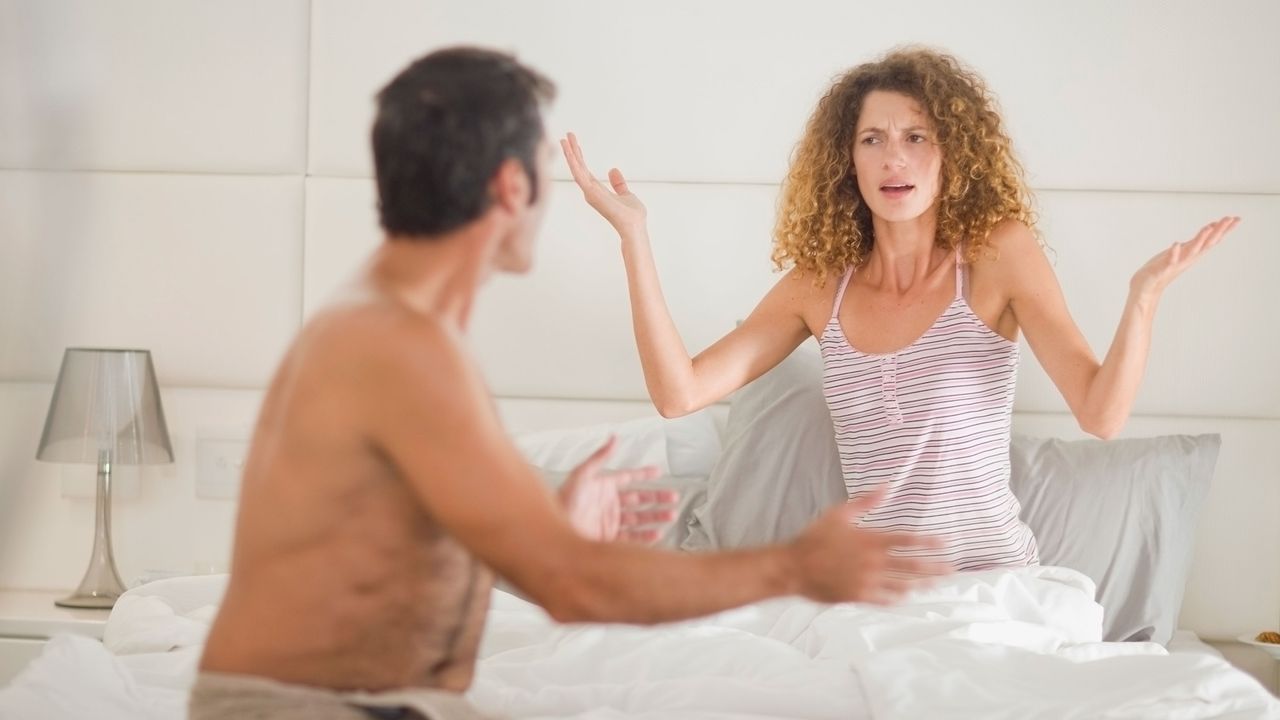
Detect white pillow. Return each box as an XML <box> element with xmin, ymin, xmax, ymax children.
<box><xmin>514</xmin><ymin>409</ymin><xmax>722</xmax><ymax>476</ymax></box>
<box><xmin>664</xmin><ymin>410</ymin><xmax>724</xmax><ymax>477</ymax></box>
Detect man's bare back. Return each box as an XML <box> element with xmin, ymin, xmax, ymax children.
<box><xmin>201</xmin><ymin>293</ymin><xmax>492</xmax><ymax>692</ymax></box>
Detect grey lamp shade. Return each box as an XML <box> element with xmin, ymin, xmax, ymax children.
<box><xmin>36</xmin><ymin>348</ymin><xmax>174</xmax><ymax>465</ymax></box>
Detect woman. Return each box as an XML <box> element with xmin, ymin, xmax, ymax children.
<box><xmin>561</xmin><ymin>47</ymin><xmax>1237</xmax><ymax>571</ymax></box>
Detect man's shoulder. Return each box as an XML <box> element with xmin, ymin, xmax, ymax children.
<box><xmin>314</xmin><ymin>300</ymin><xmax>458</xmax><ymax>349</ymax></box>
<box><xmin>301</xmin><ymin>302</ymin><xmax>469</xmax><ymax>386</ymax></box>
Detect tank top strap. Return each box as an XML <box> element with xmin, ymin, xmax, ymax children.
<box><xmin>829</xmin><ymin>266</ymin><xmax>855</xmax><ymax>323</ymax></box>
<box><xmin>954</xmin><ymin>246</ymin><xmax>967</xmax><ymax>301</ymax></box>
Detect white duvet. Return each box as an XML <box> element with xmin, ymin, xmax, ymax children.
<box><xmin>1</xmin><ymin>566</ymin><xmax>1277</xmax><ymax>720</ymax></box>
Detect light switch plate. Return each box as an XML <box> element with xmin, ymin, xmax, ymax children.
<box><xmin>195</xmin><ymin>430</ymin><xmax>250</xmax><ymax>500</ymax></box>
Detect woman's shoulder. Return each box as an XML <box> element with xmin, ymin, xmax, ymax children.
<box><xmin>984</xmin><ymin>218</ymin><xmax>1037</xmax><ymax>252</ymax></box>
<box><xmin>771</xmin><ymin>265</ymin><xmax>849</xmax><ymax>327</ymax></box>
<box><xmin>970</xmin><ymin>219</ymin><xmax>1041</xmax><ymax>271</ymax></box>
<box><xmin>967</xmin><ymin>219</ymin><xmax>1054</xmax><ymax>301</ymax></box>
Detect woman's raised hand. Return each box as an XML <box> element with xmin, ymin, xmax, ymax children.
<box><xmin>561</xmin><ymin>132</ymin><xmax>648</xmax><ymax>238</ymax></box>
<box><xmin>1130</xmin><ymin>216</ymin><xmax>1240</xmax><ymax>300</ymax></box>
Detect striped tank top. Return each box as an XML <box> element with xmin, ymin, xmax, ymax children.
<box><xmin>817</xmin><ymin>252</ymin><xmax>1039</xmax><ymax>571</ymax></box>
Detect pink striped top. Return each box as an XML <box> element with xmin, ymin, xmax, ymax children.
<box><xmin>818</xmin><ymin>252</ymin><xmax>1039</xmax><ymax>571</ymax></box>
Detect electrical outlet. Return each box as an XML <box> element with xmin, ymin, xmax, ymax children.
<box><xmin>196</xmin><ymin>435</ymin><xmax>249</xmax><ymax>500</ymax></box>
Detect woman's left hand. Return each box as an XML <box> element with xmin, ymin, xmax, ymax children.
<box><xmin>1130</xmin><ymin>216</ymin><xmax>1240</xmax><ymax>300</ymax></box>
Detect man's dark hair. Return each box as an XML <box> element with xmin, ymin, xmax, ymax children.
<box><xmin>372</xmin><ymin>47</ymin><xmax>556</xmax><ymax>238</ymax></box>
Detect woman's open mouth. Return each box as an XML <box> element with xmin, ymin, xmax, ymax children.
<box><xmin>880</xmin><ymin>183</ymin><xmax>915</xmax><ymax>199</ymax></box>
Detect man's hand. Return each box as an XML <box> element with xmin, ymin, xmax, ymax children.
<box><xmin>790</xmin><ymin>486</ymin><xmax>951</xmax><ymax>604</ymax></box>
<box><xmin>558</xmin><ymin>436</ymin><xmax>680</xmax><ymax>544</ymax></box>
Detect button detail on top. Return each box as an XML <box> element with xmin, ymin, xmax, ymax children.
<box><xmin>880</xmin><ymin>355</ymin><xmax>903</xmax><ymax>425</ymax></box>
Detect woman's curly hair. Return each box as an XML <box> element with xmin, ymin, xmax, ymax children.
<box><xmin>773</xmin><ymin>47</ymin><xmax>1037</xmax><ymax>280</ymax></box>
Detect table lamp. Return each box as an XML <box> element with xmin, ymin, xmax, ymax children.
<box><xmin>35</xmin><ymin>348</ymin><xmax>173</xmax><ymax>608</ymax></box>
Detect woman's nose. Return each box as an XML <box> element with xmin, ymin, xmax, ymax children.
<box><xmin>882</xmin><ymin>143</ymin><xmax>908</xmax><ymax>169</ymax></box>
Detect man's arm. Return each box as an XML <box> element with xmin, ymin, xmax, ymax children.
<box><xmin>361</xmin><ymin>313</ymin><xmax>934</xmax><ymax>624</ymax></box>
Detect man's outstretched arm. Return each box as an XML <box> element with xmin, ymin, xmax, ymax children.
<box><xmin>361</xmin><ymin>314</ymin><xmax>941</xmax><ymax>624</ymax></box>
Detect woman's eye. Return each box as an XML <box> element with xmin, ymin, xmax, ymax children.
<box><xmin>908</xmin><ymin>134</ymin><xmax>925</xmax><ymax>143</ymax></box>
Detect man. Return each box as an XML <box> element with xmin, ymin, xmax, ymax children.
<box><xmin>192</xmin><ymin>47</ymin><xmax>939</xmax><ymax>720</ymax></box>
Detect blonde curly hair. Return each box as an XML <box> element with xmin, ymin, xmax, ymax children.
<box><xmin>773</xmin><ymin>47</ymin><xmax>1037</xmax><ymax>280</ymax></box>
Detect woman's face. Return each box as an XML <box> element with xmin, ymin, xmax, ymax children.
<box><xmin>851</xmin><ymin>90</ymin><xmax>943</xmax><ymax>224</ymax></box>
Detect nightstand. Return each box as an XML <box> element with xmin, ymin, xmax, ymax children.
<box><xmin>0</xmin><ymin>589</ymin><xmax>110</xmax><ymax>687</ymax></box>
<box><xmin>1205</xmin><ymin>639</ymin><xmax>1280</xmax><ymax>697</ymax></box>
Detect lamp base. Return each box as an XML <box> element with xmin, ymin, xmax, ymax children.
<box><xmin>54</xmin><ymin>591</ymin><xmax>120</xmax><ymax>609</ymax></box>
<box><xmin>55</xmin><ymin>453</ymin><xmax>129</xmax><ymax>610</ymax></box>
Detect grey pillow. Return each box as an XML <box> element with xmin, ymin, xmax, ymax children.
<box><xmin>682</xmin><ymin>340</ymin><xmax>847</xmax><ymax>551</ymax></box>
<box><xmin>1009</xmin><ymin>434</ymin><xmax>1219</xmax><ymax>644</ymax></box>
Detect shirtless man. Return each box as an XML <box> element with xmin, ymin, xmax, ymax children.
<box><xmin>191</xmin><ymin>47</ymin><xmax>941</xmax><ymax>720</ymax></box>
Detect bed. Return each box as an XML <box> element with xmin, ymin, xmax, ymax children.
<box><xmin>0</xmin><ymin>566</ymin><xmax>1275</xmax><ymax>719</ymax></box>
<box><xmin>2</xmin><ymin>374</ymin><xmax>1279</xmax><ymax>719</ymax></box>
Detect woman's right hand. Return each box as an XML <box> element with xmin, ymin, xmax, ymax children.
<box><xmin>561</xmin><ymin>132</ymin><xmax>647</xmax><ymax>237</ymax></box>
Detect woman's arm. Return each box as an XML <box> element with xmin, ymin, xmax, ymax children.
<box><xmin>994</xmin><ymin>216</ymin><xmax>1237</xmax><ymax>439</ymax></box>
<box><xmin>562</xmin><ymin>133</ymin><xmax>812</xmax><ymax>417</ymax></box>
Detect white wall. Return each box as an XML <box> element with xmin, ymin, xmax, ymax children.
<box><xmin>1</xmin><ymin>0</ymin><xmax>1276</xmax><ymax>637</ymax></box>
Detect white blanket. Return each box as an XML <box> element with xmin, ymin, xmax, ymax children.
<box><xmin>1</xmin><ymin>567</ymin><xmax>1276</xmax><ymax>720</ymax></box>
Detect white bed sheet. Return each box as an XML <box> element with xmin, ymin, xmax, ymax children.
<box><xmin>1</xmin><ymin>567</ymin><xmax>1277</xmax><ymax>720</ymax></box>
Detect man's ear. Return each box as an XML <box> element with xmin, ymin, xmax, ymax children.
<box><xmin>491</xmin><ymin>158</ymin><xmax>531</xmax><ymax>214</ymax></box>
